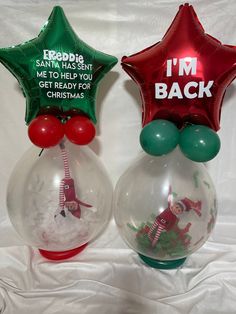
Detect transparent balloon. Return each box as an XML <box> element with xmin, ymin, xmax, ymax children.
<box><xmin>114</xmin><ymin>148</ymin><xmax>217</xmax><ymax>261</ymax></box>
<box><xmin>7</xmin><ymin>140</ymin><xmax>112</xmax><ymax>252</ymax></box>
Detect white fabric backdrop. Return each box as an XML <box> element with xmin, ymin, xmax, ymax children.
<box><xmin>0</xmin><ymin>0</ymin><xmax>236</xmax><ymax>313</ymax></box>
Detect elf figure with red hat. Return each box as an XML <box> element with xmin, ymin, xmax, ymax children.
<box><xmin>148</xmin><ymin>198</ymin><xmax>202</xmax><ymax>247</ymax></box>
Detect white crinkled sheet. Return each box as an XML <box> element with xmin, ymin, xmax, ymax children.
<box><xmin>0</xmin><ymin>0</ymin><xmax>236</xmax><ymax>313</ymax></box>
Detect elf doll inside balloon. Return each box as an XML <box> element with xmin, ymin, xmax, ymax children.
<box><xmin>147</xmin><ymin>194</ymin><xmax>201</xmax><ymax>248</ymax></box>
<box><xmin>114</xmin><ymin>3</ymin><xmax>236</xmax><ymax>268</ymax></box>
<box><xmin>0</xmin><ymin>6</ymin><xmax>117</xmax><ymax>260</ymax></box>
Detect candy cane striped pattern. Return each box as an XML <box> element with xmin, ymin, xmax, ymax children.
<box><xmin>148</xmin><ymin>218</ymin><xmax>159</xmax><ymax>240</ymax></box>
<box><xmin>58</xmin><ymin>142</ymin><xmax>72</xmax><ymax>212</ymax></box>
<box><xmin>152</xmin><ymin>225</ymin><xmax>165</xmax><ymax>247</ymax></box>
<box><xmin>59</xmin><ymin>143</ymin><xmax>71</xmax><ymax>179</ymax></box>
<box><xmin>59</xmin><ymin>179</ymin><xmax>65</xmax><ymax>209</ymax></box>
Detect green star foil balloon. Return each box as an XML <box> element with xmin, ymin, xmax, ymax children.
<box><xmin>0</xmin><ymin>6</ymin><xmax>118</xmax><ymax>124</ymax></box>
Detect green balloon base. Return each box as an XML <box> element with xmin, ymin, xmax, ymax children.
<box><xmin>139</xmin><ymin>254</ymin><xmax>186</xmax><ymax>269</ymax></box>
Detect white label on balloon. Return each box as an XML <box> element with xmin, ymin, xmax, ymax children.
<box><xmin>34</xmin><ymin>49</ymin><xmax>94</xmax><ymax>100</ymax></box>
<box><xmin>155</xmin><ymin>57</ymin><xmax>214</xmax><ymax>100</ymax></box>
<box><xmin>155</xmin><ymin>81</ymin><xmax>213</xmax><ymax>99</ymax></box>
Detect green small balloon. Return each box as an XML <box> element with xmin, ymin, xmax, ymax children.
<box><xmin>179</xmin><ymin>125</ymin><xmax>221</xmax><ymax>162</ymax></box>
<box><xmin>140</xmin><ymin>119</ymin><xmax>179</xmax><ymax>156</ymax></box>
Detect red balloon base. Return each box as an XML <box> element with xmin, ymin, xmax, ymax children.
<box><xmin>39</xmin><ymin>243</ymin><xmax>88</xmax><ymax>260</ymax></box>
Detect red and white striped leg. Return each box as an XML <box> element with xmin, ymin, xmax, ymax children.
<box><xmin>152</xmin><ymin>225</ymin><xmax>165</xmax><ymax>247</ymax></box>
<box><xmin>148</xmin><ymin>219</ymin><xmax>159</xmax><ymax>241</ymax></box>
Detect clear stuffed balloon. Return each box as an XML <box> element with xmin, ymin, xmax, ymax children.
<box><xmin>114</xmin><ymin>148</ymin><xmax>217</xmax><ymax>269</ymax></box>
<box><xmin>116</xmin><ymin>3</ymin><xmax>230</xmax><ymax>269</ymax></box>
<box><xmin>7</xmin><ymin>140</ymin><xmax>112</xmax><ymax>259</ymax></box>
<box><xmin>0</xmin><ymin>6</ymin><xmax>117</xmax><ymax>260</ymax></box>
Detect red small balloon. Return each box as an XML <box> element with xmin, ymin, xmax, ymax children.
<box><xmin>65</xmin><ymin>115</ymin><xmax>96</xmax><ymax>145</ymax></box>
<box><xmin>28</xmin><ymin>115</ymin><xmax>64</xmax><ymax>148</ymax></box>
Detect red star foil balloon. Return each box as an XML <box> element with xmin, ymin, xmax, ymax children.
<box><xmin>121</xmin><ymin>3</ymin><xmax>236</xmax><ymax>131</ymax></box>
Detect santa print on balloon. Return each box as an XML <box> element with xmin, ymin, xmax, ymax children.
<box><xmin>118</xmin><ymin>3</ymin><xmax>236</xmax><ymax>267</ymax></box>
